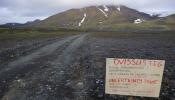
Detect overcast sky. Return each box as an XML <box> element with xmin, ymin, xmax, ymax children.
<box><xmin>0</xmin><ymin>0</ymin><xmax>175</xmax><ymax>24</ymax></box>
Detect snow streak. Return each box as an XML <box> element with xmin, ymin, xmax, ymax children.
<box><xmin>78</xmin><ymin>13</ymin><xmax>86</xmax><ymax>27</ymax></box>
<box><xmin>98</xmin><ymin>8</ymin><xmax>108</xmax><ymax>17</ymax></box>
<box><xmin>134</xmin><ymin>19</ymin><xmax>144</xmax><ymax>24</ymax></box>
<box><xmin>103</xmin><ymin>5</ymin><xmax>109</xmax><ymax>12</ymax></box>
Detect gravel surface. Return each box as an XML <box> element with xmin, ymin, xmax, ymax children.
<box><xmin>0</xmin><ymin>33</ymin><xmax>175</xmax><ymax>100</ymax></box>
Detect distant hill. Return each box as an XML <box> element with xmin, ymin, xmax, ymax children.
<box><xmin>32</xmin><ymin>5</ymin><xmax>154</xmax><ymax>29</ymax></box>
<box><xmin>23</xmin><ymin>19</ymin><xmax>41</xmax><ymax>27</ymax></box>
<box><xmin>156</xmin><ymin>14</ymin><xmax>175</xmax><ymax>25</ymax></box>
<box><xmin>0</xmin><ymin>23</ymin><xmax>23</xmax><ymax>28</ymax></box>
<box><xmin>0</xmin><ymin>19</ymin><xmax>41</xmax><ymax>28</ymax></box>
<box><xmin>140</xmin><ymin>14</ymin><xmax>175</xmax><ymax>31</ymax></box>
<box><xmin>1</xmin><ymin>5</ymin><xmax>174</xmax><ymax>31</ymax></box>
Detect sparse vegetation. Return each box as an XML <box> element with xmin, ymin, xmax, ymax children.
<box><xmin>0</xmin><ymin>28</ymin><xmax>81</xmax><ymax>41</ymax></box>
<box><xmin>90</xmin><ymin>30</ymin><xmax>175</xmax><ymax>38</ymax></box>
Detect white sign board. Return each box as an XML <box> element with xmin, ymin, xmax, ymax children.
<box><xmin>105</xmin><ymin>58</ymin><xmax>165</xmax><ymax>97</ymax></box>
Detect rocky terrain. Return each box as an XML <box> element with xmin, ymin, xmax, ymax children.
<box><xmin>0</xmin><ymin>31</ymin><xmax>175</xmax><ymax>100</ymax></box>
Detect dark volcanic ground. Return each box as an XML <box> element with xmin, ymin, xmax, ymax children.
<box><xmin>0</xmin><ymin>32</ymin><xmax>175</xmax><ymax>100</ymax></box>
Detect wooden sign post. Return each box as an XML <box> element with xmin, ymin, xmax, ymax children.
<box><xmin>105</xmin><ymin>58</ymin><xmax>165</xmax><ymax>97</ymax></box>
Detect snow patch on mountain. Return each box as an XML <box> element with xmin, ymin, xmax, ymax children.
<box><xmin>117</xmin><ymin>7</ymin><xmax>121</xmax><ymax>12</ymax></box>
<box><xmin>116</xmin><ymin>4</ymin><xmax>121</xmax><ymax>12</ymax></box>
<box><xmin>134</xmin><ymin>19</ymin><xmax>144</xmax><ymax>24</ymax></box>
<box><xmin>98</xmin><ymin>8</ymin><xmax>108</xmax><ymax>17</ymax></box>
<box><xmin>103</xmin><ymin>5</ymin><xmax>109</xmax><ymax>12</ymax></box>
<box><xmin>78</xmin><ymin>13</ymin><xmax>86</xmax><ymax>27</ymax></box>
<box><xmin>99</xmin><ymin>22</ymin><xmax>103</xmax><ymax>24</ymax></box>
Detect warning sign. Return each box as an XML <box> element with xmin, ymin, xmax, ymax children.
<box><xmin>105</xmin><ymin>58</ymin><xmax>165</xmax><ymax>97</ymax></box>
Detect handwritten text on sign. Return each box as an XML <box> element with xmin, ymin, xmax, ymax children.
<box><xmin>105</xmin><ymin>58</ymin><xmax>165</xmax><ymax>97</ymax></box>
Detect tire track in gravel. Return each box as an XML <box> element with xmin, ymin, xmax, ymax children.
<box><xmin>0</xmin><ymin>37</ymin><xmax>60</xmax><ymax>66</ymax></box>
<box><xmin>1</xmin><ymin>34</ymin><xmax>89</xmax><ymax>100</ymax></box>
<box><xmin>0</xmin><ymin>35</ymin><xmax>81</xmax><ymax>99</ymax></box>
<box><xmin>7</xmin><ymin>35</ymin><xmax>79</xmax><ymax>69</ymax></box>
<box><xmin>46</xmin><ymin>34</ymin><xmax>88</xmax><ymax>99</ymax></box>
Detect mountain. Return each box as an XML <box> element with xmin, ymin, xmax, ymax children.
<box><xmin>0</xmin><ymin>19</ymin><xmax>41</xmax><ymax>28</ymax></box>
<box><xmin>155</xmin><ymin>14</ymin><xmax>175</xmax><ymax>25</ymax></box>
<box><xmin>29</xmin><ymin>5</ymin><xmax>155</xmax><ymax>30</ymax></box>
<box><xmin>0</xmin><ymin>23</ymin><xmax>24</xmax><ymax>28</ymax></box>
<box><xmin>23</xmin><ymin>19</ymin><xmax>41</xmax><ymax>27</ymax></box>
<box><xmin>1</xmin><ymin>5</ymin><xmax>174</xmax><ymax>31</ymax></box>
<box><xmin>140</xmin><ymin>14</ymin><xmax>175</xmax><ymax>30</ymax></box>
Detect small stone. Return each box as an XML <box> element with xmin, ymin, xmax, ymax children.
<box><xmin>77</xmin><ymin>82</ymin><xmax>83</xmax><ymax>88</ymax></box>
<box><xmin>48</xmin><ymin>87</ymin><xmax>52</xmax><ymax>90</ymax></box>
<box><xmin>2</xmin><ymin>80</ymin><xmax>6</xmax><ymax>83</ymax></box>
<box><xmin>165</xmin><ymin>69</ymin><xmax>169</xmax><ymax>72</ymax></box>
<box><xmin>60</xmin><ymin>71</ymin><xmax>64</xmax><ymax>73</ymax></box>
<box><xmin>162</xmin><ymin>92</ymin><xmax>165</xmax><ymax>95</ymax></box>
<box><xmin>17</xmin><ymin>79</ymin><xmax>21</xmax><ymax>82</ymax></box>
<box><xmin>96</xmin><ymin>80</ymin><xmax>100</xmax><ymax>84</ymax></box>
<box><xmin>10</xmin><ymin>55</ymin><xmax>14</xmax><ymax>58</ymax></box>
<box><xmin>66</xmin><ymin>80</ymin><xmax>70</xmax><ymax>82</ymax></box>
<box><xmin>97</xmin><ymin>91</ymin><xmax>104</xmax><ymax>98</ymax></box>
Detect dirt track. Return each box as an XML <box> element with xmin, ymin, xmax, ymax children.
<box><xmin>0</xmin><ymin>33</ymin><xmax>175</xmax><ymax>100</ymax></box>
<box><xmin>0</xmin><ymin>34</ymin><xmax>92</xmax><ymax>100</ymax></box>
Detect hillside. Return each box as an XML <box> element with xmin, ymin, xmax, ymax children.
<box><xmin>156</xmin><ymin>14</ymin><xmax>175</xmax><ymax>26</ymax></box>
<box><xmin>1</xmin><ymin>5</ymin><xmax>175</xmax><ymax>31</ymax></box>
<box><xmin>139</xmin><ymin>14</ymin><xmax>175</xmax><ymax>30</ymax></box>
<box><xmin>31</xmin><ymin>5</ymin><xmax>154</xmax><ymax>30</ymax></box>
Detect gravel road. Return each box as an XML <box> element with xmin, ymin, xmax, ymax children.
<box><xmin>0</xmin><ymin>34</ymin><xmax>91</xmax><ymax>100</ymax></box>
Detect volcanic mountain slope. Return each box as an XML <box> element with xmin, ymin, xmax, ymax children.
<box><xmin>0</xmin><ymin>20</ymin><xmax>41</xmax><ymax>28</ymax></box>
<box><xmin>1</xmin><ymin>5</ymin><xmax>174</xmax><ymax>30</ymax></box>
<box><xmin>0</xmin><ymin>23</ymin><xmax>24</xmax><ymax>28</ymax></box>
<box><xmin>138</xmin><ymin>14</ymin><xmax>175</xmax><ymax>30</ymax></box>
<box><xmin>33</xmin><ymin>5</ymin><xmax>154</xmax><ymax>29</ymax></box>
<box><xmin>154</xmin><ymin>14</ymin><xmax>175</xmax><ymax>25</ymax></box>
